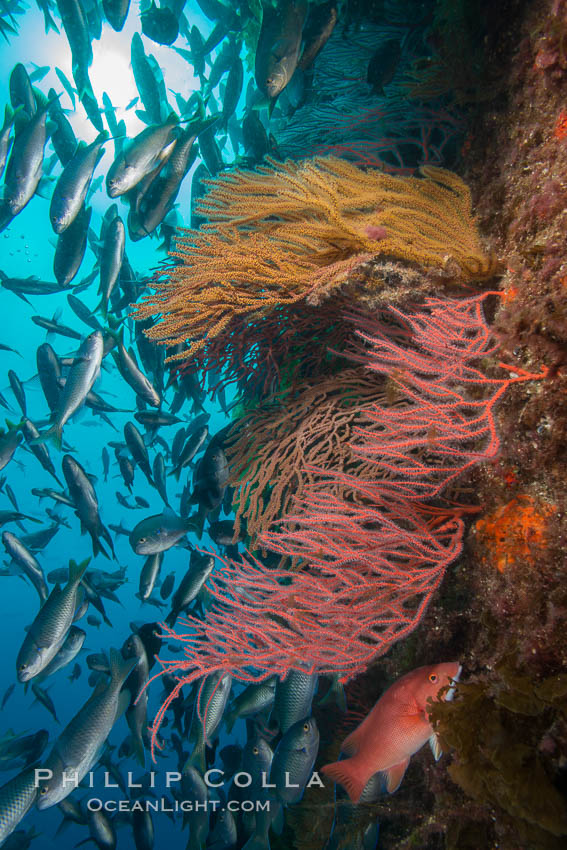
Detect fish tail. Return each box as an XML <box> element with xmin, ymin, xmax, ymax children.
<box><xmin>108</xmin><ymin>647</ymin><xmax>137</xmax><ymax>689</ymax></box>
<box><xmin>319</xmin><ymin>677</ymin><xmax>347</xmax><ymax>712</ymax></box>
<box><xmin>187</xmin><ymin>737</ymin><xmax>206</xmax><ymax>774</ymax></box>
<box><xmin>97</xmin><ymin>297</ymin><xmax>108</xmax><ymax>320</ymax></box>
<box><xmin>321</xmin><ymin>758</ymin><xmax>367</xmax><ymax>803</ymax></box>
<box><xmin>165</xmin><ymin>609</ymin><xmax>177</xmax><ymax>629</ymax></box>
<box><xmin>192</xmin><ymin>509</ymin><xmax>205</xmax><ymax>539</ymax></box>
<box><xmin>33</xmin><ymin>423</ymin><xmax>63</xmax><ymax>451</ymax></box>
<box><xmin>68</xmin><ymin>556</ymin><xmax>91</xmax><ymax>585</ymax></box>
<box><xmin>91</xmin><ymin>530</ymin><xmax>111</xmax><ymax>561</ymax></box>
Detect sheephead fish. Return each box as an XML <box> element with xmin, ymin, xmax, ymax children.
<box><xmin>321</xmin><ymin>662</ymin><xmax>461</xmax><ymax>802</ymax></box>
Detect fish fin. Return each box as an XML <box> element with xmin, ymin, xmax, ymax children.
<box><xmin>109</xmin><ymin>648</ymin><xmax>137</xmax><ymax>688</ymax></box>
<box><xmin>165</xmin><ymin>610</ymin><xmax>177</xmax><ymax>629</ymax></box>
<box><xmin>68</xmin><ymin>557</ymin><xmax>91</xmax><ymax>585</ymax></box>
<box><xmin>429</xmin><ymin>733</ymin><xmax>442</xmax><ymax>761</ymax></box>
<box><xmin>321</xmin><ymin>758</ymin><xmax>367</xmax><ymax>803</ymax></box>
<box><xmin>184</xmin><ymin>514</ymin><xmax>201</xmax><ymax>535</ymax></box>
<box><xmin>32</xmin><ymin>423</ymin><xmax>63</xmax><ymax>451</ymax></box>
<box><xmin>187</xmin><ymin>737</ymin><xmax>206</xmax><ymax>774</ymax></box>
<box><xmin>319</xmin><ymin>676</ymin><xmax>346</xmax><ymax>712</ymax></box>
<box><xmin>96</xmin><ymin>297</ymin><xmax>108</xmax><ymax>320</ymax></box>
<box><xmin>382</xmin><ymin>757</ymin><xmax>410</xmax><ymax>794</ymax></box>
<box><xmin>91</xmin><ymin>532</ymin><xmax>110</xmax><ymax>560</ymax></box>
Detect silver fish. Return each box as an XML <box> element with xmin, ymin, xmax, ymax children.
<box><xmin>165</xmin><ymin>552</ymin><xmax>214</xmax><ymax>628</ymax></box>
<box><xmin>270</xmin><ymin>717</ymin><xmax>319</xmax><ymax>804</ymax></box>
<box><xmin>132</xmin><ymin>119</ymin><xmax>214</xmax><ymax>237</ymax></box>
<box><xmin>0</xmin><ymin>427</ymin><xmax>22</xmax><ymax>472</ymax></box>
<box><xmin>225</xmin><ymin>677</ymin><xmax>277</xmax><ymax>734</ymax></box>
<box><xmin>273</xmin><ymin>670</ymin><xmax>318</xmax><ymax>735</ymax></box>
<box><xmin>207</xmin><ymin>808</ymin><xmax>236</xmax><ymax>850</ymax></box>
<box><xmin>98</xmin><ymin>215</ymin><xmax>125</xmax><ymax>318</ymax></box>
<box><xmin>0</xmin><ymin>768</ymin><xmax>38</xmax><ymax>846</ymax></box>
<box><xmin>112</xmin><ymin>334</ymin><xmax>161</xmax><ymax>408</ymax></box>
<box><xmin>180</xmin><ymin>765</ymin><xmax>208</xmax><ymax>840</ymax></box>
<box><xmin>152</xmin><ymin>453</ymin><xmax>169</xmax><ymax>506</ymax></box>
<box><xmin>129</xmin><ymin>508</ymin><xmax>197</xmax><ymax>555</ymax></box>
<box><xmin>36</xmin><ymin>648</ymin><xmax>136</xmax><ymax>809</ymax></box>
<box><xmin>36</xmin><ymin>343</ymin><xmax>62</xmax><ymax>415</ymax></box>
<box><xmin>106</xmin><ymin>114</ymin><xmax>178</xmax><ymax>197</ymax></box>
<box><xmin>31</xmin><ymin>683</ymin><xmax>58</xmax><ymax>723</ymax></box>
<box><xmin>121</xmin><ymin>633</ymin><xmax>149</xmax><ymax>766</ymax></box>
<box><xmin>37</xmin><ymin>625</ymin><xmax>86</xmax><ymax>680</ymax></box>
<box><xmin>49</xmin><ymin>132</ymin><xmax>106</xmax><ymax>233</ymax></box>
<box><xmin>21</xmin><ymin>418</ymin><xmax>61</xmax><ymax>485</ymax></box>
<box><xmin>170</xmin><ymin>426</ymin><xmax>208</xmax><ymax>480</ymax></box>
<box><xmin>188</xmin><ymin>671</ymin><xmax>231</xmax><ymax>773</ymax></box>
<box><xmin>132</xmin><ymin>809</ymin><xmax>153</xmax><ymax>850</ymax></box>
<box><xmin>54</xmin><ymin>203</ymin><xmax>92</xmax><ymax>287</ymax></box>
<box><xmin>86</xmin><ymin>808</ymin><xmax>116</xmax><ymax>850</ymax></box>
<box><xmin>39</xmin><ymin>331</ymin><xmax>104</xmax><ymax>449</ymax></box>
<box><xmin>0</xmin><ymin>730</ymin><xmax>48</xmax><ymax>771</ymax></box>
<box><xmin>159</xmin><ymin>572</ymin><xmax>175</xmax><ymax>600</ymax></box>
<box><xmin>62</xmin><ymin>454</ymin><xmax>114</xmax><ymax>560</ymax></box>
<box><xmin>16</xmin><ymin>557</ymin><xmax>89</xmax><ymax>682</ymax></box>
<box><xmin>124</xmin><ymin>421</ymin><xmax>153</xmax><ymax>483</ymax></box>
<box><xmin>138</xmin><ymin>551</ymin><xmax>163</xmax><ymax>601</ymax></box>
<box><xmin>2</xmin><ymin>530</ymin><xmax>48</xmax><ymax>603</ymax></box>
<box><xmin>0</xmin><ymin>98</ymin><xmax>51</xmax><ymax>228</ymax></box>
<box><xmin>0</xmin><ymin>106</ymin><xmax>14</xmax><ymax>182</ymax></box>
<box><xmin>255</xmin><ymin>0</ymin><xmax>307</xmax><ymax>99</ymax></box>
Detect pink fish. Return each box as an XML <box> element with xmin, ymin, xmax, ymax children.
<box><xmin>321</xmin><ymin>662</ymin><xmax>461</xmax><ymax>803</ymax></box>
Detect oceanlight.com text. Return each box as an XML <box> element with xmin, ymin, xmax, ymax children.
<box><xmin>86</xmin><ymin>798</ymin><xmax>272</xmax><ymax>813</ymax></box>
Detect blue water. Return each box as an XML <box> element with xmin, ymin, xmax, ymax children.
<box><xmin>0</xmin><ymin>7</ymin><xmax>240</xmax><ymax>848</ymax></box>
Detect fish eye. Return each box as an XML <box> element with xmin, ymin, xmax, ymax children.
<box><xmin>252</xmin><ymin>746</ymin><xmax>259</xmax><ymax>755</ymax></box>
<box><xmin>429</xmin><ymin>673</ymin><xmax>438</xmax><ymax>683</ymax></box>
<box><xmin>303</xmin><ymin>722</ymin><xmax>309</xmax><ymax>731</ymax></box>
<box><xmin>138</xmin><ymin>537</ymin><xmax>146</xmax><ymax>543</ymax></box>
<box><xmin>40</xmin><ymin>786</ymin><xmax>48</xmax><ymax>794</ymax></box>
<box><xmin>19</xmin><ymin>664</ymin><xmax>27</xmax><ymax>671</ymax></box>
